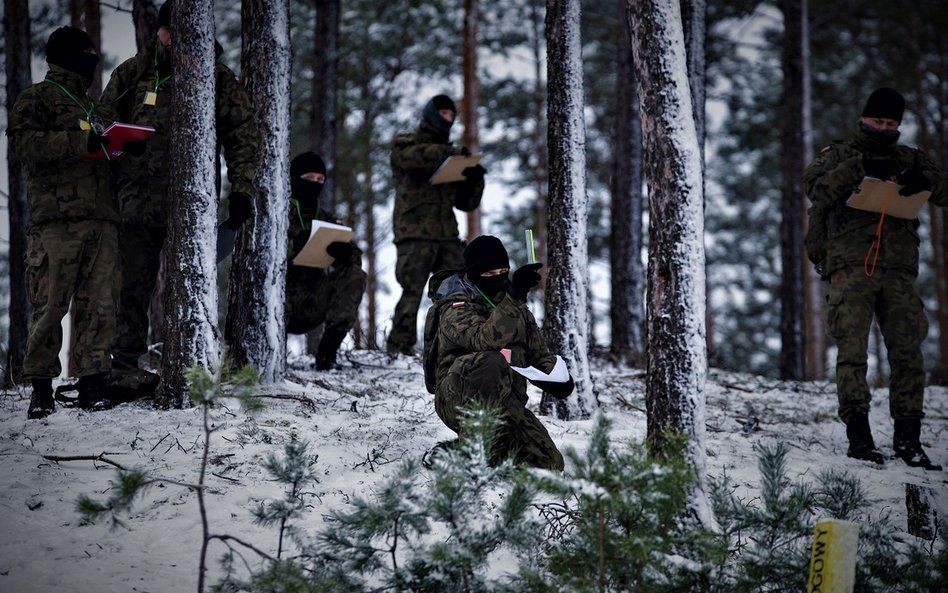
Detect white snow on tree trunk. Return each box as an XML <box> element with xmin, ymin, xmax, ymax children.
<box><xmin>543</xmin><ymin>0</ymin><xmax>595</xmax><ymax>419</ymax></box>
<box><xmin>628</xmin><ymin>0</ymin><xmax>713</xmax><ymax>528</ymax></box>
<box><xmin>159</xmin><ymin>0</ymin><xmax>220</xmax><ymax>407</ymax></box>
<box><xmin>225</xmin><ymin>0</ymin><xmax>291</xmax><ymax>383</ymax></box>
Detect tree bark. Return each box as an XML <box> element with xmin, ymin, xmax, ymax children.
<box><xmin>530</xmin><ymin>1</ymin><xmax>548</xmax><ymax>267</ymax></box>
<box><xmin>309</xmin><ymin>0</ymin><xmax>340</xmax><ymax>212</ymax></box>
<box><xmin>629</xmin><ymin>0</ymin><xmax>713</xmax><ymax>527</ymax></box>
<box><xmin>3</xmin><ymin>0</ymin><xmax>32</xmax><ymax>387</ymax></box>
<box><xmin>157</xmin><ymin>0</ymin><xmax>220</xmax><ymax>408</ymax></box>
<box><xmin>461</xmin><ymin>0</ymin><xmax>482</xmax><ymax>240</ymax></box>
<box><xmin>132</xmin><ymin>0</ymin><xmax>159</xmax><ymax>54</ymax></box>
<box><xmin>543</xmin><ymin>0</ymin><xmax>595</xmax><ymax>419</ymax></box>
<box><xmin>225</xmin><ymin>0</ymin><xmax>291</xmax><ymax>383</ymax></box>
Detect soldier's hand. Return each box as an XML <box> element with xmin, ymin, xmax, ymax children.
<box><xmin>509</xmin><ymin>262</ymin><xmax>543</xmax><ymax>301</ymax></box>
<box><xmin>462</xmin><ymin>164</ymin><xmax>486</xmax><ymax>181</ymax></box>
<box><xmin>862</xmin><ymin>156</ymin><xmax>896</xmax><ymax>181</ymax></box>
<box><xmin>532</xmin><ymin>376</ymin><xmax>575</xmax><ymax>400</ymax></box>
<box><xmin>897</xmin><ymin>167</ymin><xmax>932</xmax><ymax>196</ymax></box>
<box><xmin>326</xmin><ymin>241</ymin><xmax>354</xmax><ymax>265</ymax></box>
<box><xmin>87</xmin><ymin>129</ymin><xmax>109</xmax><ymax>154</ymax></box>
<box><xmin>122</xmin><ymin>140</ymin><xmax>147</xmax><ymax>157</ymax></box>
<box><xmin>292</xmin><ymin>229</ymin><xmax>310</xmax><ymax>255</ymax></box>
<box><xmin>459</xmin><ymin>145</ymin><xmax>472</xmax><ymax>157</ymax></box>
<box><xmin>227</xmin><ymin>192</ymin><xmax>253</xmax><ymax>227</ymax></box>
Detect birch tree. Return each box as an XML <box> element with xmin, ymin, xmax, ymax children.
<box><xmin>157</xmin><ymin>0</ymin><xmax>220</xmax><ymax>408</ymax></box>
<box><xmin>224</xmin><ymin>0</ymin><xmax>290</xmax><ymax>383</ymax></box>
<box><xmin>3</xmin><ymin>0</ymin><xmax>31</xmax><ymax>387</ymax></box>
<box><xmin>544</xmin><ymin>0</ymin><xmax>594</xmax><ymax>419</ymax></box>
<box><xmin>628</xmin><ymin>0</ymin><xmax>712</xmax><ymax>526</ymax></box>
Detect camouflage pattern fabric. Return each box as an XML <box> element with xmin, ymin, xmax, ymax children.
<box><xmin>429</xmin><ymin>270</ymin><xmax>564</xmax><ymax>471</ymax></box>
<box><xmin>826</xmin><ymin>267</ymin><xmax>928</xmax><ymax>423</ymax></box>
<box><xmin>388</xmin><ymin>239</ymin><xmax>464</xmax><ymax>352</ymax></box>
<box><xmin>111</xmin><ymin>224</ymin><xmax>166</xmax><ymax>368</ymax></box>
<box><xmin>23</xmin><ymin>221</ymin><xmax>118</xmax><ymax>379</ymax></box>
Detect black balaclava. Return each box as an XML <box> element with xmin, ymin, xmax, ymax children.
<box><xmin>859</xmin><ymin>87</ymin><xmax>904</xmax><ymax>147</ymax></box>
<box><xmin>290</xmin><ymin>152</ymin><xmax>327</xmax><ymax>211</ymax></box>
<box><xmin>464</xmin><ymin>235</ymin><xmax>510</xmax><ymax>297</ymax></box>
<box><xmin>45</xmin><ymin>26</ymin><xmax>98</xmax><ymax>87</ymax></box>
<box><xmin>422</xmin><ymin>95</ymin><xmax>456</xmax><ymax>141</ymax></box>
<box><xmin>158</xmin><ymin>0</ymin><xmax>172</xmax><ymax>28</ymax></box>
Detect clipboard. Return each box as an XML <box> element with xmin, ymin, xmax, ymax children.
<box><xmin>292</xmin><ymin>220</ymin><xmax>354</xmax><ymax>268</ymax></box>
<box><xmin>82</xmin><ymin>122</ymin><xmax>156</xmax><ymax>160</ymax></box>
<box><xmin>428</xmin><ymin>154</ymin><xmax>483</xmax><ymax>185</ymax></box>
<box><xmin>510</xmin><ymin>355</ymin><xmax>570</xmax><ymax>383</ymax></box>
<box><xmin>847</xmin><ymin>177</ymin><xmax>931</xmax><ymax>220</ymax></box>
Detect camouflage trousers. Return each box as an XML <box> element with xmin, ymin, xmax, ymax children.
<box><xmin>24</xmin><ymin>220</ymin><xmax>118</xmax><ymax>379</ymax></box>
<box><xmin>826</xmin><ymin>267</ymin><xmax>928</xmax><ymax>423</ymax></box>
<box><xmin>112</xmin><ymin>224</ymin><xmax>166</xmax><ymax>370</ymax></box>
<box><xmin>285</xmin><ymin>263</ymin><xmax>367</xmax><ymax>335</ymax></box>
<box><xmin>388</xmin><ymin>239</ymin><xmax>463</xmax><ymax>352</ymax></box>
<box><xmin>435</xmin><ymin>350</ymin><xmax>564</xmax><ymax>471</ymax></box>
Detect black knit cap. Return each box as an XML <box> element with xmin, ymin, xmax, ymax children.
<box><xmin>464</xmin><ymin>235</ymin><xmax>509</xmax><ymax>277</ymax></box>
<box><xmin>45</xmin><ymin>26</ymin><xmax>95</xmax><ymax>65</ymax></box>
<box><xmin>290</xmin><ymin>152</ymin><xmax>327</xmax><ymax>179</ymax></box>
<box><xmin>862</xmin><ymin>88</ymin><xmax>905</xmax><ymax>122</ymax></box>
<box><xmin>158</xmin><ymin>0</ymin><xmax>172</xmax><ymax>28</ymax></box>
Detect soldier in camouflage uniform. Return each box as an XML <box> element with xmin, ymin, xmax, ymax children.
<box><xmin>100</xmin><ymin>0</ymin><xmax>257</xmax><ymax>394</ymax></box>
<box><xmin>387</xmin><ymin>95</ymin><xmax>486</xmax><ymax>355</ymax></box>
<box><xmin>285</xmin><ymin>152</ymin><xmax>366</xmax><ymax>370</ymax></box>
<box><xmin>428</xmin><ymin>236</ymin><xmax>573</xmax><ymax>470</ymax></box>
<box><xmin>804</xmin><ymin>88</ymin><xmax>948</xmax><ymax>470</ymax></box>
<box><xmin>8</xmin><ymin>27</ymin><xmax>129</xmax><ymax>417</ymax></box>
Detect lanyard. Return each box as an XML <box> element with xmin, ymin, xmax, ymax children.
<box><xmin>43</xmin><ymin>78</ymin><xmax>95</xmax><ymax>122</ymax></box>
<box><xmin>472</xmin><ymin>284</ymin><xmax>497</xmax><ymax>309</ymax></box>
<box><xmin>153</xmin><ymin>41</ymin><xmax>172</xmax><ymax>92</ymax></box>
<box><xmin>293</xmin><ymin>200</ymin><xmax>320</xmax><ymax>229</ymax></box>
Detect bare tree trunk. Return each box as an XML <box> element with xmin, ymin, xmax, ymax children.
<box><xmin>462</xmin><ymin>0</ymin><xmax>482</xmax><ymax>240</ymax></box>
<box><xmin>225</xmin><ymin>0</ymin><xmax>290</xmax><ymax>383</ymax></box>
<box><xmin>530</xmin><ymin>1</ymin><xmax>548</xmax><ymax>267</ymax></box>
<box><xmin>157</xmin><ymin>0</ymin><xmax>220</xmax><ymax>408</ymax></box>
<box><xmin>543</xmin><ymin>0</ymin><xmax>594</xmax><ymax>419</ymax></box>
<box><xmin>86</xmin><ymin>0</ymin><xmax>102</xmax><ymax>97</ymax></box>
<box><xmin>778</xmin><ymin>0</ymin><xmax>806</xmax><ymax>380</ymax></box>
<box><xmin>310</xmin><ymin>0</ymin><xmax>339</xmax><ymax>212</ymax></box>
<box><xmin>610</xmin><ymin>0</ymin><xmax>645</xmax><ymax>361</ymax></box>
<box><xmin>3</xmin><ymin>0</ymin><xmax>32</xmax><ymax>387</ymax></box>
<box><xmin>132</xmin><ymin>0</ymin><xmax>159</xmax><ymax>54</ymax></box>
<box><xmin>629</xmin><ymin>0</ymin><xmax>713</xmax><ymax>527</ymax></box>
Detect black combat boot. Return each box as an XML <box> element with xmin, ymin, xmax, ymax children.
<box><xmin>893</xmin><ymin>419</ymin><xmax>942</xmax><ymax>471</ymax></box>
<box><xmin>845</xmin><ymin>413</ymin><xmax>884</xmax><ymax>464</ymax></box>
<box><xmin>314</xmin><ymin>326</ymin><xmax>349</xmax><ymax>370</ymax></box>
<box><xmin>27</xmin><ymin>378</ymin><xmax>55</xmax><ymax>420</ymax></box>
<box><xmin>77</xmin><ymin>372</ymin><xmax>114</xmax><ymax>411</ymax></box>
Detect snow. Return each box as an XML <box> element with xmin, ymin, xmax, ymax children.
<box><xmin>1</xmin><ymin>356</ymin><xmax>945</xmax><ymax>592</ymax></box>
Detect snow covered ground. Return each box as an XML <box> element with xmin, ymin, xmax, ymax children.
<box><xmin>1</xmin><ymin>352</ymin><xmax>946</xmax><ymax>593</ymax></box>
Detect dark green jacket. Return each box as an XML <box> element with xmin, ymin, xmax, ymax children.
<box><xmin>101</xmin><ymin>42</ymin><xmax>257</xmax><ymax>227</ymax></box>
<box><xmin>390</xmin><ymin>121</ymin><xmax>484</xmax><ymax>243</ymax></box>
<box><xmin>286</xmin><ymin>199</ymin><xmax>362</xmax><ymax>275</ymax></box>
<box><xmin>7</xmin><ymin>65</ymin><xmax>118</xmax><ymax>229</ymax></box>
<box><xmin>804</xmin><ymin>125</ymin><xmax>948</xmax><ymax>277</ymax></box>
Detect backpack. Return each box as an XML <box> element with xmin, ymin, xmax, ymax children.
<box><xmin>422</xmin><ymin>302</ymin><xmax>449</xmax><ymax>394</ymax></box>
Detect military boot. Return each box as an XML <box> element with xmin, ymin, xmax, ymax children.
<box><xmin>314</xmin><ymin>326</ymin><xmax>348</xmax><ymax>371</ymax></box>
<box><xmin>77</xmin><ymin>372</ymin><xmax>114</xmax><ymax>411</ymax></box>
<box><xmin>845</xmin><ymin>413</ymin><xmax>884</xmax><ymax>464</ymax></box>
<box><xmin>893</xmin><ymin>419</ymin><xmax>942</xmax><ymax>471</ymax></box>
<box><xmin>27</xmin><ymin>378</ymin><xmax>55</xmax><ymax>420</ymax></box>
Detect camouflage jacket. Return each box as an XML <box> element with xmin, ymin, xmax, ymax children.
<box><xmin>429</xmin><ymin>270</ymin><xmax>556</xmax><ymax>404</ymax></box>
<box><xmin>286</xmin><ymin>199</ymin><xmax>362</xmax><ymax>286</ymax></box>
<box><xmin>7</xmin><ymin>65</ymin><xmax>119</xmax><ymax>229</ymax></box>
<box><xmin>101</xmin><ymin>42</ymin><xmax>257</xmax><ymax>227</ymax></box>
<box><xmin>390</xmin><ymin>121</ymin><xmax>484</xmax><ymax>243</ymax></box>
<box><xmin>804</xmin><ymin>125</ymin><xmax>948</xmax><ymax>277</ymax></box>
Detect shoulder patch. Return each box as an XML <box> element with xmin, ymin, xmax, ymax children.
<box><xmin>451</xmin><ymin>302</ymin><xmax>465</xmax><ymax>309</ymax></box>
<box><xmin>820</xmin><ymin>145</ymin><xmax>833</xmax><ymax>154</ymax></box>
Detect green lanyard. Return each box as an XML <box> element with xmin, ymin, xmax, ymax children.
<box><xmin>472</xmin><ymin>284</ymin><xmax>497</xmax><ymax>309</ymax></box>
<box><xmin>293</xmin><ymin>200</ymin><xmax>319</xmax><ymax>229</ymax></box>
<box><xmin>153</xmin><ymin>44</ymin><xmax>171</xmax><ymax>92</ymax></box>
<box><xmin>44</xmin><ymin>78</ymin><xmax>108</xmax><ymax>160</ymax></box>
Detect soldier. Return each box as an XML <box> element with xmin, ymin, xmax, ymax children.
<box><xmin>387</xmin><ymin>95</ymin><xmax>486</xmax><ymax>355</ymax></box>
<box><xmin>101</xmin><ymin>0</ymin><xmax>257</xmax><ymax>394</ymax></box>
<box><xmin>804</xmin><ymin>87</ymin><xmax>948</xmax><ymax>470</ymax></box>
<box><xmin>285</xmin><ymin>152</ymin><xmax>367</xmax><ymax>370</ymax></box>
<box><xmin>8</xmin><ymin>27</ymin><xmax>133</xmax><ymax>417</ymax></box>
<box><xmin>427</xmin><ymin>235</ymin><xmax>573</xmax><ymax>470</ymax></box>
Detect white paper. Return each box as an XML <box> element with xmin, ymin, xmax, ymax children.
<box><xmin>510</xmin><ymin>355</ymin><xmax>569</xmax><ymax>383</ymax></box>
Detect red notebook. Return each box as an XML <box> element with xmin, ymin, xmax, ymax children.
<box><xmin>82</xmin><ymin>122</ymin><xmax>156</xmax><ymax>160</ymax></box>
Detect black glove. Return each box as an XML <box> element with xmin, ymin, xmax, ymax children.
<box><xmin>862</xmin><ymin>156</ymin><xmax>896</xmax><ymax>181</ymax></box>
<box><xmin>325</xmin><ymin>241</ymin><xmax>354</xmax><ymax>265</ymax></box>
<box><xmin>532</xmin><ymin>376</ymin><xmax>575</xmax><ymax>400</ymax></box>
<box><xmin>292</xmin><ymin>229</ymin><xmax>310</xmax><ymax>255</ymax></box>
<box><xmin>460</xmin><ymin>146</ymin><xmax>472</xmax><ymax>157</ymax></box>
<box><xmin>87</xmin><ymin>129</ymin><xmax>109</xmax><ymax>154</ymax></box>
<box><xmin>462</xmin><ymin>164</ymin><xmax>487</xmax><ymax>181</ymax></box>
<box><xmin>227</xmin><ymin>192</ymin><xmax>253</xmax><ymax>228</ymax></box>
<box><xmin>122</xmin><ymin>140</ymin><xmax>147</xmax><ymax>157</ymax></box>
<box><xmin>508</xmin><ymin>263</ymin><xmax>543</xmax><ymax>301</ymax></box>
<box><xmin>897</xmin><ymin>167</ymin><xmax>932</xmax><ymax>196</ymax></box>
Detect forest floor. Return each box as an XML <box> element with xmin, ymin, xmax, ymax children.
<box><xmin>0</xmin><ymin>351</ymin><xmax>946</xmax><ymax>593</ymax></box>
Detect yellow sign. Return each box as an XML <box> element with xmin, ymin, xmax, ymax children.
<box><xmin>806</xmin><ymin>519</ymin><xmax>858</xmax><ymax>593</ymax></box>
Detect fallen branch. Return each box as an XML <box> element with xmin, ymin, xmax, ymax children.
<box><xmin>42</xmin><ymin>453</ymin><xmax>128</xmax><ymax>471</ymax></box>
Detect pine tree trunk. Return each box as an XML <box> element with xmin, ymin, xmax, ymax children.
<box><xmin>85</xmin><ymin>0</ymin><xmax>102</xmax><ymax>97</ymax></box>
<box><xmin>778</xmin><ymin>0</ymin><xmax>807</xmax><ymax>380</ymax></box>
<box><xmin>462</xmin><ymin>0</ymin><xmax>482</xmax><ymax>240</ymax></box>
<box><xmin>543</xmin><ymin>0</ymin><xmax>594</xmax><ymax>419</ymax></box>
<box><xmin>310</xmin><ymin>0</ymin><xmax>339</xmax><ymax>212</ymax></box>
<box><xmin>132</xmin><ymin>0</ymin><xmax>159</xmax><ymax>54</ymax></box>
<box><xmin>3</xmin><ymin>0</ymin><xmax>32</xmax><ymax>387</ymax></box>
<box><xmin>610</xmin><ymin>0</ymin><xmax>645</xmax><ymax>361</ymax></box>
<box><xmin>530</xmin><ymin>2</ymin><xmax>548</xmax><ymax>267</ymax></box>
<box><xmin>225</xmin><ymin>0</ymin><xmax>290</xmax><ymax>383</ymax></box>
<box><xmin>628</xmin><ymin>0</ymin><xmax>713</xmax><ymax>527</ymax></box>
<box><xmin>157</xmin><ymin>0</ymin><xmax>220</xmax><ymax>408</ymax></box>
